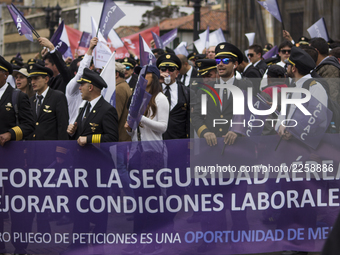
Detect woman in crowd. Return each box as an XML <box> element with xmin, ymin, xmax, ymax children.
<box><xmin>14</xmin><ymin>68</ymin><xmax>34</xmax><ymax>98</ymax></box>
<box><xmin>123</xmin><ymin>65</ymin><xmax>169</xmax><ymax>255</ymax></box>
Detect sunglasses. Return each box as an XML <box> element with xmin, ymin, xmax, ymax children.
<box><xmin>215</xmin><ymin>58</ymin><xmax>230</xmax><ymax>65</ymax></box>
<box><xmin>160</xmin><ymin>66</ymin><xmax>177</xmax><ymax>72</ymax></box>
<box><xmin>126</xmin><ymin>66</ymin><xmax>132</xmax><ymax>70</ymax></box>
<box><xmin>280</xmin><ymin>50</ymin><xmax>291</xmax><ymax>54</ymax></box>
<box><xmin>247</xmin><ymin>53</ymin><xmax>254</xmax><ymax>57</ymax></box>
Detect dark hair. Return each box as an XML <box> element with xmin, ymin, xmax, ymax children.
<box><xmin>69</xmin><ymin>58</ymin><xmax>82</xmax><ymax>75</ymax></box>
<box><xmin>296</xmin><ymin>66</ymin><xmax>310</xmax><ymax>76</ymax></box>
<box><xmin>300</xmin><ymin>45</ymin><xmax>318</xmax><ymax>63</ymax></box>
<box><xmin>309</xmin><ymin>37</ymin><xmax>329</xmax><ymax>56</ymax></box>
<box><xmin>329</xmin><ymin>42</ymin><xmax>340</xmax><ymax>49</ymax></box>
<box><xmin>145</xmin><ymin>73</ymin><xmax>162</xmax><ymax>119</ymax></box>
<box><xmin>242</xmin><ymin>54</ymin><xmax>249</xmax><ymax>63</ymax></box>
<box><xmin>329</xmin><ymin>47</ymin><xmax>340</xmax><ymax>59</ymax></box>
<box><xmin>43</xmin><ymin>53</ymin><xmax>55</xmax><ymax>65</ymax></box>
<box><xmin>152</xmin><ymin>49</ymin><xmax>165</xmax><ymax>59</ymax></box>
<box><xmin>278</xmin><ymin>40</ymin><xmax>293</xmax><ymax>51</ymax></box>
<box><xmin>249</xmin><ymin>44</ymin><xmax>263</xmax><ymax>56</ymax></box>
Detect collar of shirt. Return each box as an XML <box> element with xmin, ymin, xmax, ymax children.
<box><xmin>126</xmin><ymin>76</ymin><xmax>132</xmax><ymax>84</ymax></box>
<box><xmin>182</xmin><ymin>66</ymin><xmax>193</xmax><ymax>86</ymax></box>
<box><xmin>88</xmin><ymin>95</ymin><xmax>102</xmax><ymax>112</ymax></box>
<box><xmin>35</xmin><ymin>86</ymin><xmax>49</xmax><ymax>103</ymax></box>
<box><xmin>243</xmin><ymin>63</ymin><xmax>252</xmax><ymax>73</ymax></box>
<box><xmin>277</xmin><ymin>61</ymin><xmax>286</xmax><ymax>67</ymax></box>
<box><xmin>219</xmin><ymin>76</ymin><xmax>235</xmax><ymax>99</ymax></box>
<box><xmin>295</xmin><ymin>74</ymin><xmax>312</xmax><ymax>88</ymax></box>
<box><xmin>0</xmin><ymin>83</ymin><xmax>9</xmax><ymax>100</ymax></box>
<box><xmin>254</xmin><ymin>60</ymin><xmax>261</xmax><ymax>67</ymax></box>
<box><xmin>318</xmin><ymin>56</ymin><xmax>330</xmax><ymax>67</ymax></box>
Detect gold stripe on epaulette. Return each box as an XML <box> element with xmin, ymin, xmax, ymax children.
<box><xmin>309</xmin><ymin>80</ymin><xmax>317</xmax><ymax>86</ymax></box>
<box><xmin>56</xmin><ymin>146</ymin><xmax>68</xmax><ymax>154</ymax></box>
<box><xmin>11</xmin><ymin>126</ymin><xmax>23</xmax><ymax>141</ymax></box>
<box><xmin>92</xmin><ymin>134</ymin><xmax>101</xmax><ymax>143</ymax></box>
<box><xmin>197</xmin><ymin>125</ymin><xmax>208</xmax><ymax>138</ymax></box>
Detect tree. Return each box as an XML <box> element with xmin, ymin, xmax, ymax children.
<box><xmin>140</xmin><ymin>6</ymin><xmax>188</xmax><ymax>29</ymax></box>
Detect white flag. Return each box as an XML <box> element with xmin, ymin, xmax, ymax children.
<box><xmin>108</xmin><ymin>29</ymin><xmax>124</xmax><ymax>49</ymax></box>
<box><xmin>174</xmin><ymin>42</ymin><xmax>189</xmax><ymax>56</ymax></box>
<box><xmin>307</xmin><ymin>17</ymin><xmax>329</xmax><ymax>42</ymax></box>
<box><xmin>194</xmin><ymin>38</ymin><xmax>205</xmax><ymax>54</ymax></box>
<box><xmin>209</xmin><ymin>28</ymin><xmax>226</xmax><ymax>46</ymax></box>
<box><xmin>245</xmin><ymin>32</ymin><xmax>255</xmax><ymax>47</ymax></box>
<box><xmin>101</xmin><ymin>52</ymin><xmax>116</xmax><ymax>104</ymax></box>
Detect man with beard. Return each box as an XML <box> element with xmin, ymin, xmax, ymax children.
<box><xmin>192</xmin><ymin>42</ymin><xmax>252</xmax><ymax>146</ymax></box>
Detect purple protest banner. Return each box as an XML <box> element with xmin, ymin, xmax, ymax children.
<box><xmin>0</xmin><ymin>135</ymin><xmax>339</xmax><ymax>254</ymax></box>
<box><xmin>139</xmin><ymin>35</ymin><xmax>157</xmax><ymax>66</ymax></box>
<box><xmin>7</xmin><ymin>5</ymin><xmax>34</xmax><ymax>41</ymax></box>
<box><xmin>287</xmin><ymin>95</ymin><xmax>332</xmax><ymax>149</ymax></box>
<box><xmin>257</xmin><ymin>0</ymin><xmax>282</xmax><ymax>23</ymax></box>
<box><xmin>98</xmin><ymin>0</ymin><xmax>126</xmax><ymax>40</ymax></box>
<box><xmin>50</xmin><ymin>20</ymin><xmax>70</xmax><ymax>55</ymax></box>
<box><xmin>161</xmin><ymin>28</ymin><xmax>178</xmax><ymax>47</ymax></box>
<box><xmin>152</xmin><ymin>31</ymin><xmax>163</xmax><ymax>49</ymax></box>
<box><xmin>229</xmin><ymin>90</ymin><xmax>276</xmax><ymax>137</ymax></box>
<box><xmin>263</xmin><ymin>45</ymin><xmax>279</xmax><ymax>60</ymax></box>
<box><xmin>127</xmin><ymin>65</ymin><xmax>152</xmax><ymax>130</ymax></box>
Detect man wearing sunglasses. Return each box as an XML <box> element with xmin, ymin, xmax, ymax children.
<box><xmin>117</xmin><ymin>57</ymin><xmax>138</xmax><ymax>90</ymax></box>
<box><xmin>260</xmin><ymin>40</ymin><xmax>294</xmax><ymax>91</ymax></box>
<box><xmin>157</xmin><ymin>53</ymin><xmax>190</xmax><ymax>140</ymax></box>
<box><xmin>248</xmin><ymin>44</ymin><xmax>267</xmax><ymax>76</ymax></box>
<box><xmin>192</xmin><ymin>42</ymin><xmax>252</xmax><ymax>147</ymax></box>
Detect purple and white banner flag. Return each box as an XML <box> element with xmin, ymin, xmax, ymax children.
<box><xmin>307</xmin><ymin>17</ymin><xmax>330</xmax><ymax>42</ymax></box>
<box><xmin>257</xmin><ymin>0</ymin><xmax>282</xmax><ymax>23</ymax></box>
<box><xmin>7</xmin><ymin>4</ymin><xmax>33</xmax><ymax>41</ymax></box>
<box><xmin>50</xmin><ymin>20</ymin><xmax>70</xmax><ymax>55</ymax></box>
<box><xmin>161</xmin><ymin>28</ymin><xmax>178</xmax><ymax>47</ymax></box>
<box><xmin>139</xmin><ymin>35</ymin><xmax>156</xmax><ymax>67</ymax></box>
<box><xmin>98</xmin><ymin>0</ymin><xmax>126</xmax><ymax>40</ymax></box>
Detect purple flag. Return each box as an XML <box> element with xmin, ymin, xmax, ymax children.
<box><xmin>257</xmin><ymin>0</ymin><xmax>282</xmax><ymax>23</ymax></box>
<box><xmin>78</xmin><ymin>31</ymin><xmax>92</xmax><ymax>48</ymax></box>
<box><xmin>288</xmin><ymin>95</ymin><xmax>332</xmax><ymax>149</ymax></box>
<box><xmin>263</xmin><ymin>45</ymin><xmax>279</xmax><ymax>60</ymax></box>
<box><xmin>127</xmin><ymin>66</ymin><xmax>152</xmax><ymax>130</ymax></box>
<box><xmin>307</xmin><ymin>17</ymin><xmax>330</xmax><ymax>42</ymax></box>
<box><xmin>160</xmin><ymin>28</ymin><xmax>178</xmax><ymax>47</ymax></box>
<box><xmin>151</xmin><ymin>31</ymin><xmax>163</xmax><ymax>49</ymax></box>
<box><xmin>98</xmin><ymin>0</ymin><xmax>126</xmax><ymax>40</ymax></box>
<box><xmin>139</xmin><ymin>35</ymin><xmax>157</xmax><ymax>67</ymax></box>
<box><xmin>7</xmin><ymin>5</ymin><xmax>33</xmax><ymax>41</ymax></box>
<box><xmin>230</xmin><ymin>91</ymin><xmax>275</xmax><ymax>137</ymax></box>
<box><xmin>50</xmin><ymin>20</ymin><xmax>70</xmax><ymax>55</ymax></box>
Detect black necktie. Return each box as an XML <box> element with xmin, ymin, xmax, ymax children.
<box><xmin>182</xmin><ymin>74</ymin><xmax>187</xmax><ymax>86</ymax></box>
<box><xmin>82</xmin><ymin>102</ymin><xmax>91</xmax><ymax>127</ymax></box>
<box><xmin>36</xmin><ymin>95</ymin><xmax>43</xmax><ymax>117</ymax></box>
<box><xmin>164</xmin><ymin>86</ymin><xmax>171</xmax><ymax>106</ymax></box>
